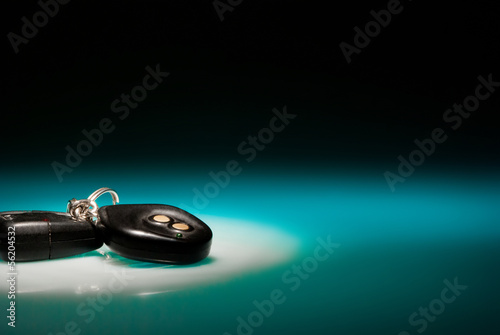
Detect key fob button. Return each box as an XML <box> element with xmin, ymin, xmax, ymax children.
<box><xmin>145</xmin><ymin>215</ymin><xmax>193</xmax><ymax>235</ymax></box>
<box><xmin>171</xmin><ymin>222</ymin><xmax>190</xmax><ymax>231</ymax></box>
<box><xmin>151</xmin><ymin>215</ymin><xmax>172</xmax><ymax>223</ymax></box>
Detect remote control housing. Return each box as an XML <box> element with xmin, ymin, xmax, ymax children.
<box><xmin>97</xmin><ymin>204</ymin><xmax>212</xmax><ymax>264</ymax></box>
<box><xmin>0</xmin><ymin>211</ymin><xmax>103</xmax><ymax>262</ymax></box>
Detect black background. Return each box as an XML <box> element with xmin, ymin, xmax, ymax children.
<box><xmin>3</xmin><ymin>0</ymin><xmax>500</xmax><ymax>175</ymax></box>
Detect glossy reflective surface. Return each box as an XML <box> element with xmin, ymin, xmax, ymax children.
<box><xmin>1</xmin><ymin>167</ymin><xmax>499</xmax><ymax>335</ymax></box>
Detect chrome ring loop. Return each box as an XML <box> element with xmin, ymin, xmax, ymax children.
<box><xmin>87</xmin><ymin>187</ymin><xmax>119</xmax><ymax>205</ymax></box>
<box><xmin>67</xmin><ymin>187</ymin><xmax>119</xmax><ymax>223</ymax></box>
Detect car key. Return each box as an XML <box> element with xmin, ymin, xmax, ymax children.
<box><xmin>0</xmin><ymin>188</ymin><xmax>213</xmax><ymax>264</ymax></box>
<box><xmin>0</xmin><ymin>210</ymin><xmax>103</xmax><ymax>262</ymax></box>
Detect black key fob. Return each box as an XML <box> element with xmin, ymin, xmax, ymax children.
<box><xmin>0</xmin><ymin>211</ymin><xmax>103</xmax><ymax>262</ymax></box>
<box><xmin>0</xmin><ymin>188</ymin><xmax>213</xmax><ymax>264</ymax></box>
<box><xmin>97</xmin><ymin>204</ymin><xmax>213</xmax><ymax>264</ymax></box>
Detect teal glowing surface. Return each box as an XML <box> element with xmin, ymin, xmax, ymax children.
<box><xmin>0</xmin><ymin>166</ymin><xmax>499</xmax><ymax>335</ymax></box>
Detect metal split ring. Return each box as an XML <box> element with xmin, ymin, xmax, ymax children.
<box><xmin>67</xmin><ymin>187</ymin><xmax>119</xmax><ymax>223</ymax></box>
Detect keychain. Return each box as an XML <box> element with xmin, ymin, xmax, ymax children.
<box><xmin>0</xmin><ymin>188</ymin><xmax>212</xmax><ymax>264</ymax></box>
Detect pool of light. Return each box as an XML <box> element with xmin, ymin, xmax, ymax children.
<box><xmin>0</xmin><ymin>215</ymin><xmax>299</xmax><ymax>295</ymax></box>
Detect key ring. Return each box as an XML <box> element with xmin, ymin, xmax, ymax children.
<box><xmin>67</xmin><ymin>187</ymin><xmax>119</xmax><ymax>223</ymax></box>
